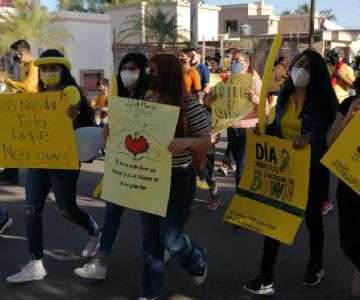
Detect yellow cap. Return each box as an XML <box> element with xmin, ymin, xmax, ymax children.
<box><xmin>34</xmin><ymin>57</ymin><xmax>71</xmax><ymax>71</ymax></box>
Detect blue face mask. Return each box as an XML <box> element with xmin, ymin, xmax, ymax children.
<box><xmin>230</xmin><ymin>61</ymin><xmax>244</xmax><ymax>73</ymax></box>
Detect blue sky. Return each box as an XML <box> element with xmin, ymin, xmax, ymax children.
<box><xmin>42</xmin><ymin>0</ymin><xmax>359</xmax><ymax>28</ymax></box>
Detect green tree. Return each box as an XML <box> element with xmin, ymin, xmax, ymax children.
<box><xmin>57</xmin><ymin>0</ymin><xmax>86</xmax><ymax>11</ymax></box>
<box><xmin>0</xmin><ymin>0</ymin><xmax>70</xmax><ymax>53</ymax></box>
<box><xmin>294</xmin><ymin>3</ymin><xmax>310</xmax><ymax>14</ymax></box>
<box><xmin>118</xmin><ymin>7</ymin><xmax>187</xmax><ymax>50</ymax></box>
<box><xmin>319</xmin><ymin>9</ymin><xmax>337</xmax><ymax>21</ymax></box>
<box><xmin>281</xmin><ymin>9</ymin><xmax>292</xmax><ymax>15</ymax></box>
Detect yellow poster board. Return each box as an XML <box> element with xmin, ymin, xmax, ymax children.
<box><xmin>102</xmin><ymin>97</ymin><xmax>180</xmax><ymax>217</ymax></box>
<box><xmin>211</xmin><ymin>73</ymin><xmax>253</xmax><ymax>135</ymax></box>
<box><xmin>321</xmin><ymin>113</ymin><xmax>360</xmax><ymax>195</ymax></box>
<box><xmin>209</xmin><ymin>74</ymin><xmax>223</xmax><ymax>88</ymax></box>
<box><xmin>224</xmin><ymin>130</ymin><xmax>311</xmax><ymax>245</ymax></box>
<box><xmin>0</xmin><ymin>92</ymin><xmax>79</xmax><ymax>169</ymax></box>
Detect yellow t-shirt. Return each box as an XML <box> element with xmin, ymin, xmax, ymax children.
<box><xmin>332</xmin><ymin>64</ymin><xmax>356</xmax><ymax>103</ymax></box>
<box><xmin>5</xmin><ymin>60</ymin><xmax>38</xmax><ymax>93</ymax></box>
<box><xmin>280</xmin><ymin>95</ymin><xmax>304</xmax><ymax>141</ymax></box>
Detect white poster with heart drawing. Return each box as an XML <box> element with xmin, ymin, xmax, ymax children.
<box><xmin>102</xmin><ymin>97</ymin><xmax>180</xmax><ymax>216</ymax></box>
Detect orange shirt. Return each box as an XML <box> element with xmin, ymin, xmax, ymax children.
<box><xmin>91</xmin><ymin>93</ymin><xmax>110</xmax><ymax>110</ymax></box>
<box><xmin>183</xmin><ymin>68</ymin><xmax>201</xmax><ymax>94</ymax></box>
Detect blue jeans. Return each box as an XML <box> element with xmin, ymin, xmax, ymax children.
<box><xmin>0</xmin><ymin>208</ymin><xmax>6</xmax><ymax>222</ymax></box>
<box><xmin>140</xmin><ymin>166</ymin><xmax>206</xmax><ymax>298</ymax></box>
<box><xmin>227</xmin><ymin>128</ymin><xmax>247</xmax><ymax>186</ymax></box>
<box><xmin>25</xmin><ymin>168</ymin><xmax>100</xmax><ymax>259</ymax></box>
<box><xmin>98</xmin><ymin>202</ymin><xmax>125</xmax><ymax>255</ymax></box>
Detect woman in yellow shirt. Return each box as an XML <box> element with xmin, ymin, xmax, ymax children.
<box><xmin>244</xmin><ymin>49</ymin><xmax>338</xmax><ymax>296</ymax></box>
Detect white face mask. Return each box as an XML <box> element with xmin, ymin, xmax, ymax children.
<box><xmin>120</xmin><ymin>70</ymin><xmax>139</xmax><ymax>90</ymax></box>
<box><xmin>291</xmin><ymin>68</ymin><xmax>310</xmax><ymax>88</ymax></box>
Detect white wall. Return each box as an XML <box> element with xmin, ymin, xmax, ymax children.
<box><xmin>107</xmin><ymin>4</ymin><xmax>144</xmax><ymax>44</ymax></box>
<box><xmin>53</xmin><ymin>11</ymin><xmax>113</xmax><ymax>84</ymax></box>
<box><xmin>107</xmin><ymin>1</ymin><xmax>219</xmax><ymax>44</ymax></box>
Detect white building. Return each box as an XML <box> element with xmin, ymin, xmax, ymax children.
<box><xmin>0</xmin><ymin>3</ymin><xmax>113</xmax><ymax>93</ymax></box>
<box><xmin>219</xmin><ymin>1</ymin><xmax>279</xmax><ymax>37</ymax></box>
<box><xmin>106</xmin><ymin>0</ymin><xmax>220</xmax><ymax>44</ymax></box>
<box><xmin>52</xmin><ymin>11</ymin><xmax>113</xmax><ymax>92</ymax></box>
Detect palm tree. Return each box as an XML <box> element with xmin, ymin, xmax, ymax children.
<box><xmin>118</xmin><ymin>7</ymin><xmax>187</xmax><ymax>50</ymax></box>
<box><xmin>281</xmin><ymin>9</ymin><xmax>292</xmax><ymax>15</ymax></box>
<box><xmin>57</xmin><ymin>0</ymin><xmax>86</xmax><ymax>11</ymax></box>
<box><xmin>294</xmin><ymin>3</ymin><xmax>310</xmax><ymax>14</ymax></box>
<box><xmin>319</xmin><ymin>9</ymin><xmax>337</xmax><ymax>21</ymax></box>
<box><xmin>0</xmin><ymin>0</ymin><xmax>70</xmax><ymax>53</ymax></box>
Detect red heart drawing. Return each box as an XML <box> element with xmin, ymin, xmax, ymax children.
<box><xmin>125</xmin><ymin>134</ymin><xmax>149</xmax><ymax>157</ymax></box>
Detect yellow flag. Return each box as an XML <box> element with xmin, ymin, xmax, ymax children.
<box><xmin>101</xmin><ymin>97</ymin><xmax>180</xmax><ymax>216</ymax></box>
<box><xmin>0</xmin><ymin>92</ymin><xmax>79</xmax><ymax>169</ymax></box>
<box><xmin>321</xmin><ymin>113</ymin><xmax>360</xmax><ymax>195</ymax></box>
<box><xmin>258</xmin><ymin>34</ymin><xmax>283</xmax><ymax>135</ymax></box>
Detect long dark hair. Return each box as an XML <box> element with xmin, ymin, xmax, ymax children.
<box><xmin>38</xmin><ymin>49</ymin><xmax>94</xmax><ymax>127</ymax></box>
<box><xmin>148</xmin><ymin>54</ymin><xmax>187</xmax><ymax>137</ymax></box>
<box><xmin>278</xmin><ymin>49</ymin><xmax>337</xmax><ymax>118</ymax></box>
<box><xmin>117</xmin><ymin>53</ymin><xmax>148</xmax><ymax>99</ymax></box>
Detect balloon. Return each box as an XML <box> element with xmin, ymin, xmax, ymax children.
<box><xmin>74</xmin><ymin>127</ymin><xmax>106</xmax><ymax>162</ymax></box>
<box><xmin>63</xmin><ymin>85</ymin><xmax>80</xmax><ymax>105</ymax></box>
<box><xmin>93</xmin><ymin>177</ymin><xmax>103</xmax><ymax>198</ymax></box>
<box><xmin>111</xmin><ymin>74</ymin><xmax>118</xmax><ymax>96</ymax></box>
<box><xmin>258</xmin><ymin>34</ymin><xmax>283</xmax><ymax>135</ymax></box>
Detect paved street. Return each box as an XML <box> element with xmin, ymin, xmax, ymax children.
<box><xmin>0</xmin><ymin>139</ymin><xmax>355</xmax><ymax>300</ymax></box>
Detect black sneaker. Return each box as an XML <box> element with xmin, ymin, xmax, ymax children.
<box><xmin>243</xmin><ymin>274</ymin><xmax>275</xmax><ymax>296</ymax></box>
<box><xmin>0</xmin><ymin>211</ymin><xmax>13</xmax><ymax>235</ymax></box>
<box><xmin>301</xmin><ymin>264</ymin><xmax>324</xmax><ymax>286</ymax></box>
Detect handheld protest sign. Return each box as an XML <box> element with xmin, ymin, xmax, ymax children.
<box><xmin>0</xmin><ymin>92</ymin><xmax>79</xmax><ymax>169</ymax></box>
<box><xmin>224</xmin><ymin>130</ymin><xmax>311</xmax><ymax>245</ymax></box>
<box><xmin>321</xmin><ymin>113</ymin><xmax>360</xmax><ymax>195</ymax></box>
<box><xmin>258</xmin><ymin>34</ymin><xmax>283</xmax><ymax>135</ymax></box>
<box><xmin>211</xmin><ymin>73</ymin><xmax>253</xmax><ymax>135</ymax></box>
<box><xmin>101</xmin><ymin>97</ymin><xmax>179</xmax><ymax>216</ymax></box>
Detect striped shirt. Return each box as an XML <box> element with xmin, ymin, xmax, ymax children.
<box><xmin>172</xmin><ymin>97</ymin><xmax>209</xmax><ymax>168</ymax></box>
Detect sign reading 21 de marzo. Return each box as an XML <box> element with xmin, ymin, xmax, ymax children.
<box><xmin>102</xmin><ymin>97</ymin><xmax>180</xmax><ymax>217</ymax></box>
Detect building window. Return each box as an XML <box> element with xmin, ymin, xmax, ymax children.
<box><xmin>79</xmin><ymin>70</ymin><xmax>104</xmax><ymax>92</ymax></box>
<box><xmin>225</xmin><ymin>20</ymin><xmax>238</xmax><ymax>33</ymax></box>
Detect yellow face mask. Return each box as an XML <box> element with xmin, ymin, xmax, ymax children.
<box><xmin>40</xmin><ymin>71</ymin><xmax>61</xmax><ymax>87</ymax></box>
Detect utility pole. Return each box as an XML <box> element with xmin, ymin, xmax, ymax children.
<box><xmin>309</xmin><ymin>0</ymin><xmax>316</xmax><ymax>47</ymax></box>
<box><xmin>190</xmin><ymin>0</ymin><xmax>198</xmax><ymax>48</ymax></box>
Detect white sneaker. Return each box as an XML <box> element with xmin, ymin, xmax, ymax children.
<box><xmin>193</xmin><ymin>262</ymin><xmax>207</xmax><ymax>285</ymax></box>
<box><xmin>81</xmin><ymin>234</ymin><xmax>101</xmax><ymax>258</ymax></box>
<box><xmin>164</xmin><ymin>250</ymin><xmax>171</xmax><ymax>264</ymax></box>
<box><xmin>74</xmin><ymin>258</ymin><xmax>107</xmax><ymax>280</ymax></box>
<box><xmin>6</xmin><ymin>257</ymin><xmax>47</xmax><ymax>283</ymax></box>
